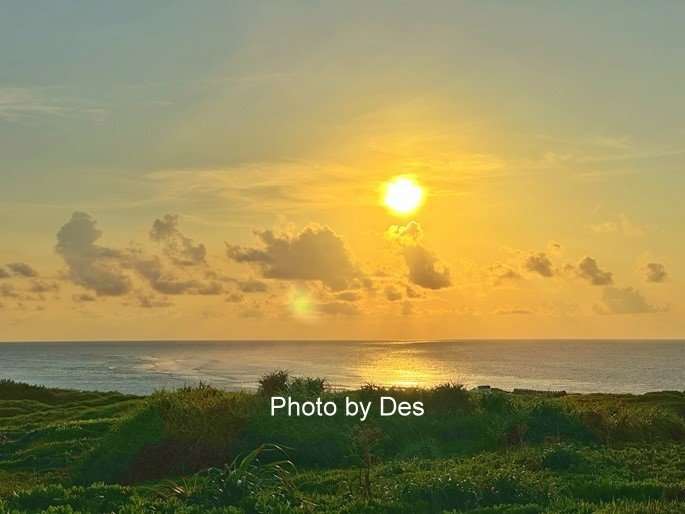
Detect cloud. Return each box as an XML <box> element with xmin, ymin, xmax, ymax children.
<box><xmin>237</xmin><ymin>279</ymin><xmax>268</xmax><ymax>293</ymax></box>
<box><xmin>72</xmin><ymin>293</ymin><xmax>96</xmax><ymax>303</ymax></box>
<box><xmin>385</xmin><ymin>222</ymin><xmax>451</xmax><ymax>290</ymax></box>
<box><xmin>546</xmin><ymin>240</ymin><xmax>564</xmax><ymax>254</ymax></box>
<box><xmin>55</xmin><ymin>212</ymin><xmax>132</xmax><ymax>296</ymax></box>
<box><xmin>227</xmin><ymin>225</ymin><xmax>364</xmax><ymax>291</ymax></box>
<box><xmin>403</xmin><ymin>245</ymin><xmax>452</xmax><ymax>289</ymax></box>
<box><xmin>239</xmin><ymin>301</ymin><xmax>264</xmax><ymax>318</ymax></box>
<box><xmin>524</xmin><ymin>251</ymin><xmax>555</xmax><ymax>277</ymax></box>
<box><xmin>149</xmin><ymin>214</ymin><xmax>206</xmax><ymax>266</ymax></box>
<box><xmin>405</xmin><ymin>285</ymin><xmax>423</xmax><ymax>299</ymax></box>
<box><xmin>589</xmin><ymin>213</ymin><xmax>645</xmax><ymax>236</ymax></box>
<box><xmin>0</xmin><ymin>88</ymin><xmax>66</xmax><ymax>120</ymax></box>
<box><xmin>0</xmin><ymin>87</ymin><xmax>106</xmax><ymax>123</ymax></box>
<box><xmin>494</xmin><ymin>306</ymin><xmax>534</xmax><ymax>315</ymax></box>
<box><xmin>384</xmin><ymin>285</ymin><xmax>403</xmax><ymax>301</ymax></box>
<box><xmin>317</xmin><ymin>301</ymin><xmax>359</xmax><ymax>316</ymax></box>
<box><xmin>595</xmin><ymin>286</ymin><xmax>660</xmax><ymax>315</ymax></box>
<box><xmin>7</xmin><ymin>262</ymin><xmax>39</xmax><ymax>277</ymax></box>
<box><xmin>644</xmin><ymin>262</ymin><xmax>667</xmax><ymax>283</ymax></box>
<box><xmin>133</xmin><ymin>256</ymin><xmax>223</xmax><ymax>295</ymax></box>
<box><xmin>0</xmin><ymin>267</ymin><xmax>9</xmax><ymax>279</ymax></box>
<box><xmin>401</xmin><ymin>301</ymin><xmax>413</xmax><ymax>316</ymax></box>
<box><xmin>57</xmin><ymin>212</ymin><xmax>227</xmax><ymax>299</ymax></box>
<box><xmin>484</xmin><ymin>262</ymin><xmax>521</xmax><ymax>287</ymax></box>
<box><xmin>576</xmin><ymin>256</ymin><xmax>613</xmax><ymax>286</ymax></box>
<box><xmin>384</xmin><ymin>221</ymin><xmax>424</xmax><ymax>246</ymax></box>
<box><xmin>137</xmin><ymin>294</ymin><xmax>174</xmax><ymax>309</ymax></box>
<box><xmin>225</xmin><ymin>292</ymin><xmax>244</xmax><ymax>303</ymax></box>
<box><xmin>336</xmin><ymin>291</ymin><xmax>361</xmax><ymax>302</ymax></box>
<box><xmin>29</xmin><ymin>281</ymin><xmax>59</xmax><ymax>293</ymax></box>
<box><xmin>0</xmin><ymin>283</ymin><xmax>18</xmax><ymax>298</ymax></box>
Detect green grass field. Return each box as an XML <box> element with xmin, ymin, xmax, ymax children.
<box><xmin>1</xmin><ymin>375</ymin><xmax>683</xmax><ymax>513</ymax></box>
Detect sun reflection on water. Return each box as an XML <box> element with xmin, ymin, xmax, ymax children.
<box><xmin>352</xmin><ymin>347</ymin><xmax>453</xmax><ymax>388</ymax></box>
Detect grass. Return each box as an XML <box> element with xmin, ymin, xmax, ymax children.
<box><xmin>0</xmin><ymin>376</ymin><xmax>684</xmax><ymax>512</ymax></box>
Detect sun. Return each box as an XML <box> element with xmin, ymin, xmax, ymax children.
<box><xmin>383</xmin><ymin>176</ymin><xmax>424</xmax><ymax>216</ymax></box>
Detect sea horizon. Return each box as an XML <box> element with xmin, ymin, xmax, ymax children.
<box><xmin>2</xmin><ymin>338</ymin><xmax>685</xmax><ymax>344</ymax></box>
<box><xmin>2</xmin><ymin>339</ymin><xmax>683</xmax><ymax>396</ymax></box>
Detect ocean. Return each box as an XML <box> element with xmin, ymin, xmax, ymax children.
<box><xmin>1</xmin><ymin>340</ymin><xmax>683</xmax><ymax>396</ymax></box>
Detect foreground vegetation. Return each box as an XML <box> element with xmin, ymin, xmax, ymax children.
<box><xmin>0</xmin><ymin>375</ymin><xmax>683</xmax><ymax>513</ymax></box>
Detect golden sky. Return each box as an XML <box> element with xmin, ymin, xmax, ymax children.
<box><xmin>1</xmin><ymin>2</ymin><xmax>683</xmax><ymax>340</ymax></box>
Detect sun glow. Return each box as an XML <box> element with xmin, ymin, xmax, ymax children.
<box><xmin>383</xmin><ymin>176</ymin><xmax>424</xmax><ymax>216</ymax></box>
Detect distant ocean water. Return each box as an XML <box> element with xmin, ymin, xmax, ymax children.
<box><xmin>1</xmin><ymin>340</ymin><xmax>683</xmax><ymax>396</ymax></box>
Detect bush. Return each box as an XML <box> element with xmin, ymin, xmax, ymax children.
<box><xmin>524</xmin><ymin>402</ymin><xmax>593</xmax><ymax>444</ymax></box>
<box><xmin>426</xmin><ymin>383</ymin><xmax>472</xmax><ymax>413</ymax></box>
<box><xmin>258</xmin><ymin>370</ymin><xmax>290</xmax><ymax>396</ymax></box>
<box><xmin>481</xmin><ymin>392</ymin><xmax>515</xmax><ymax>414</ymax></box>
<box><xmin>541</xmin><ymin>443</ymin><xmax>582</xmax><ymax>471</ymax></box>
<box><xmin>164</xmin><ymin>444</ymin><xmax>294</xmax><ymax>509</ymax></box>
<box><xmin>75</xmin><ymin>385</ymin><xmax>257</xmax><ymax>483</ymax></box>
<box><xmin>288</xmin><ymin>376</ymin><xmax>330</xmax><ymax>397</ymax></box>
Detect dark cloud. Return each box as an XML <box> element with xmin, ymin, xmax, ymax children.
<box><xmin>137</xmin><ymin>294</ymin><xmax>173</xmax><ymax>309</ymax></box>
<box><xmin>0</xmin><ymin>267</ymin><xmax>9</xmax><ymax>279</ymax></box>
<box><xmin>237</xmin><ymin>278</ymin><xmax>268</xmax><ymax>293</ymax></box>
<box><xmin>198</xmin><ymin>282</ymin><xmax>223</xmax><ymax>295</ymax></box>
<box><xmin>227</xmin><ymin>225</ymin><xmax>364</xmax><ymax>291</ymax></box>
<box><xmin>524</xmin><ymin>251</ymin><xmax>554</xmax><ymax>277</ymax></box>
<box><xmin>484</xmin><ymin>262</ymin><xmax>521</xmax><ymax>287</ymax></box>
<box><xmin>55</xmin><ymin>212</ymin><xmax>132</xmax><ymax>296</ymax></box>
<box><xmin>72</xmin><ymin>293</ymin><xmax>96</xmax><ymax>303</ymax></box>
<box><xmin>385</xmin><ymin>222</ymin><xmax>451</xmax><ymax>290</ymax></box>
<box><xmin>644</xmin><ymin>262</ymin><xmax>667</xmax><ymax>283</ymax></box>
<box><xmin>57</xmin><ymin>212</ymin><xmax>226</xmax><ymax>299</ymax></box>
<box><xmin>384</xmin><ymin>285</ymin><xmax>403</xmax><ymax>301</ymax></box>
<box><xmin>133</xmin><ymin>256</ymin><xmax>223</xmax><ymax>295</ymax></box>
<box><xmin>405</xmin><ymin>285</ymin><xmax>422</xmax><ymax>299</ymax></box>
<box><xmin>149</xmin><ymin>214</ymin><xmax>206</xmax><ymax>266</ymax></box>
<box><xmin>7</xmin><ymin>262</ymin><xmax>39</xmax><ymax>277</ymax></box>
<box><xmin>403</xmin><ymin>245</ymin><xmax>451</xmax><ymax>289</ymax></box>
<box><xmin>29</xmin><ymin>281</ymin><xmax>59</xmax><ymax>293</ymax></box>
<box><xmin>595</xmin><ymin>286</ymin><xmax>658</xmax><ymax>315</ymax></box>
<box><xmin>317</xmin><ymin>301</ymin><xmax>359</xmax><ymax>316</ymax></box>
<box><xmin>0</xmin><ymin>283</ymin><xmax>18</xmax><ymax>298</ymax></box>
<box><xmin>576</xmin><ymin>256</ymin><xmax>613</xmax><ymax>286</ymax></box>
<box><xmin>336</xmin><ymin>291</ymin><xmax>361</xmax><ymax>302</ymax></box>
<box><xmin>225</xmin><ymin>292</ymin><xmax>244</xmax><ymax>303</ymax></box>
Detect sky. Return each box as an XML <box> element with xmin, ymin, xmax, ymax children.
<box><xmin>1</xmin><ymin>1</ymin><xmax>684</xmax><ymax>340</ymax></box>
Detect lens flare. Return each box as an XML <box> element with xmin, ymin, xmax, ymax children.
<box><xmin>290</xmin><ymin>287</ymin><xmax>316</xmax><ymax>322</ymax></box>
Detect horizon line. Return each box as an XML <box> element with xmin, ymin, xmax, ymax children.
<box><xmin>2</xmin><ymin>338</ymin><xmax>684</xmax><ymax>344</ymax></box>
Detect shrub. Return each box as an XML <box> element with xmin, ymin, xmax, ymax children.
<box><xmin>75</xmin><ymin>384</ymin><xmax>257</xmax><ymax>483</ymax></box>
<box><xmin>164</xmin><ymin>444</ymin><xmax>294</xmax><ymax>509</ymax></box>
<box><xmin>288</xmin><ymin>376</ymin><xmax>330</xmax><ymax>397</ymax></box>
<box><xmin>481</xmin><ymin>392</ymin><xmax>515</xmax><ymax>414</ymax></box>
<box><xmin>541</xmin><ymin>443</ymin><xmax>582</xmax><ymax>471</ymax></box>
<box><xmin>524</xmin><ymin>402</ymin><xmax>593</xmax><ymax>444</ymax></box>
<box><xmin>258</xmin><ymin>370</ymin><xmax>290</xmax><ymax>396</ymax></box>
<box><xmin>426</xmin><ymin>383</ymin><xmax>472</xmax><ymax>413</ymax></box>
